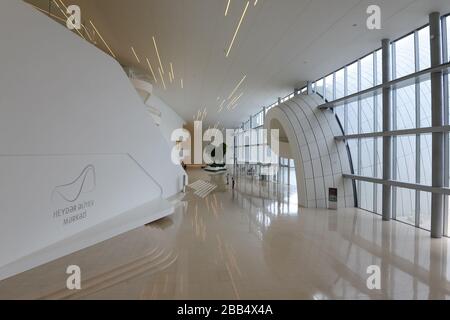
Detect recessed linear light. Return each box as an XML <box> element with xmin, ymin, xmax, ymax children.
<box><xmin>228</xmin><ymin>75</ymin><xmax>247</xmax><ymax>100</ymax></box>
<box><xmin>131</xmin><ymin>47</ymin><xmax>140</xmax><ymax>63</ymax></box>
<box><xmin>226</xmin><ymin>92</ymin><xmax>244</xmax><ymax>110</ymax></box>
<box><xmin>225</xmin><ymin>100</ymin><xmax>235</xmax><ymax>111</ymax></box>
<box><xmin>254</xmin><ymin>0</ymin><xmax>258</xmax><ymax>6</ymax></box>
<box><xmin>218</xmin><ymin>99</ymin><xmax>226</xmax><ymax>113</ymax></box>
<box><xmin>81</xmin><ymin>23</ymin><xmax>94</xmax><ymax>42</ymax></box>
<box><xmin>158</xmin><ymin>67</ymin><xmax>167</xmax><ymax>90</ymax></box>
<box><xmin>170</xmin><ymin>63</ymin><xmax>175</xmax><ymax>79</ymax></box>
<box><xmin>146</xmin><ymin>58</ymin><xmax>158</xmax><ymax>83</ymax></box>
<box><xmin>225</xmin><ymin>0</ymin><xmax>231</xmax><ymax>16</ymax></box>
<box><xmin>89</xmin><ymin>20</ymin><xmax>116</xmax><ymax>58</ymax></box>
<box><xmin>226</xmin><ymin>1</ymin><xmax>250</xmax><ymax>57</ymax></box>
<box><xmin>181</xmin><ymin>78</ymin><xmax>184</xmax><ymax>89</ymax></box>
<box><xmin>153</xmin><ymin>36</ymin><xmax>165</xmax><ymax>74</ymax></box>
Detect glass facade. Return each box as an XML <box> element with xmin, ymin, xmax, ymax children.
<box><xmin>310</xmin><ymin>22</ymin><xmax>448</xmax><ymax>233</ymax></box>
<box><xmin>235</xmin><ymin>14</ymin><xmax>450</xmax><ymax>236</ymax></box>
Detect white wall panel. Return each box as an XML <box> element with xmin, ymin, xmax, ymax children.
<box><xmin>0</xmin><ymin>0</ymin><xmax>185</xmax><ymax>280</ymax></box>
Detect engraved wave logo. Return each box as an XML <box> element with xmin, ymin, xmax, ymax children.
<box><xmin>52</xmin><ymin>165</ymin><xmax>96</xmax><ymax>203</ymax></box>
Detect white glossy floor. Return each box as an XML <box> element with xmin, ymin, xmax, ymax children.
<box><xmin>1</xmin><ymin>168</ymin><xmax>450</xmax><ymax>300</ymax></box>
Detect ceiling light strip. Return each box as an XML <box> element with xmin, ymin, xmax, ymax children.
<box><xmin>225</xmin><ymin>0</ymin><xmax>231</xmax><ymax>16</ymax></box>
<box><xmin>158</xmin><ymin>67</ymin><xmax>167</xmax><ymax>89</ymax></box>
<box><xmin>146</xmin><ymin>58</ymin><xmax>158</xmax><ymax>83</ymax></box>
<box><xmin>181</xmin><ymin>78</ymin><xmax>184</xmax><ymax>89</ymax></box>
<box><xmin>227</xmin><ymin>92</ymin><xmax>244</xmax><ymax>110</ymax></box>
<box><xmin>228</xmin><ymin>75</ymin><xmax>247</xmax><ymax>99</ymax></box>
<box><xmin>131</xmin><ymin>46</ymin><xmax>141</xmax><ymax>63</ymax></box>
<box><xmin>153</xmin><ymin>36</ymin><xmax>165</xmax><ymax>74</ymax></box>
<box><xmin>218</xmin><ymin>99</ymin><xmax>226</xmax><ymax>113</ymax></box>
<box><xmin>226</xmin><ymin>1</ymin><xmax>249</xmax><ymax>57</ymax></box>
<box><xmin>89</xmin><ymin>20</ymin><xmax>116</xmax><ymax>58</ymax></box>
<box><xmin>170</xmin><ymin>63</ymin><xmax>175</xmax><ymax>79</ymax></box>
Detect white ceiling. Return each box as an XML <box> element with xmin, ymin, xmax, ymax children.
<box><xmin>30</xmin><ymin>0</ymin><xmax>450</xmax><ymax>128</ymax></box>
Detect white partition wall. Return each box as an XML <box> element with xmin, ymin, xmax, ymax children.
<box><xmin>0</xmin><ymin>0</ymin><xmax>185</xmax><ymax>280</ymax></box>
<box><xmin>265</xmin><ymin>94</ymin><xmax>355</xmax><ymax>209</ymax></box>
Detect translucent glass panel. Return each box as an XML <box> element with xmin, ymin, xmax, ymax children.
<box><xmin>420</xmin><ymin>134</ymin><xmax>432</xmax><ymax>185</ymax></box>
<box><xmin>395</xmin><ymin>84</ymin><xmax>416</xmax><ymax>130</ymax></box>
<box><xmin>360</xmin><ymin>182</ymin><xmax>374</xmax><ymax>212</ymax></box>
<box><xmin>360</xmin><ymin>138</ymin><xmax>374</xmax><ymax>177</ymax></box>
<box><xmin>375</xmin><ymin>94</ymin><xmax>383</xmax><ymax>132</ymax></box>
<box><xmin>418</xmin><ymin>26</ymin><xmax>431</xmax><ymax>70</ymax></box>
<box><xmin>419</xmin><ymin>192</ymin><xmax>432</xmax><ymax>230</ymax></box>
<box><xmin>395</xmin><ymin>33</ymin><xmax>415</xmax><ymax>78</ymax></box>
<box><xmin>290</xmin><ymin>160</ymin><xmax>297</xmax><ymax>187</ymax></box>
<box><xmin>252</xmin><ymin>112</ymin><xmax>264</xmax><ymax>128</ymax></box>
<box><xmin>360</xmin><ymin>96</ymin><xmax>375</xmax><ymax>134</ymax></box>
<box><xmin>258</xmin><ymin>128</ymin><xmax>267</xmax><ymax>145</ymax></box>
<box><xmin>316</xmin><ymin>78</ymin><xmax>324</xmax><ymax>97</ymax></box>
<box><xmin>396</xmin><ymin>135</ymin><xmax>416</xmax><ymax>184</ymax></box>
<box><xmin>375</xmin><ymin>137</ymin><xmax>383</xmax><ymax>179</ymax></box>
<box><xmin>419</xmin><ymin>80</ymin><xmax>432</xmax><ymax>127</ymax></box>
<box><xmin>347</xmin><ymin>102</ymin><xmax>358</xmax><ymax>135</ymax></box>
<box><xmin>376</xmin><ymin>49</ymin><xmax>382</xmax><ymax>86</ymax></box>
<box><xmin>347</xmin><ymin>62</ymin><xmax>358</xmax><ymax>95</ymax></box>
<box><xmin>396</xmin><ymin>187</ymin><xmax>416</xmax><ymax>226</ymax></box>
<box><xmin>243</xmin><ymin>121</ymin><xmax>250</xmax><ymax>131</ymax></box>
<box><xmin>360</xmin><ymin>54</ymin><xmax>374</xmax><ymax>91</ymax></box>
<box><xmin>375</xmin><ymin>183</ymin><xmax>383</xmax><ymax>215</ymax></box>
<box><xmin>347</xmin><ymin>136</ymin><xmax>381</xmax><ymax>179</ymax></box>
<box><xmin>325</xmin><ymin>74</ymin><xmax>334</xmax><ymax>101</ymax></box>
<box><xmin>335</xmin><ymin>68</ymin><xmax>345</xmax><ymax>99</ymax></box>
<box><xmin>348</xmin><ymin>139</ymin><xmax>359</xmax><ymax>174</ymax></box>
<box><xmin>335</xmin><ymin>106</ymin><xmax>344</xmax><ymax>131</ymax></box>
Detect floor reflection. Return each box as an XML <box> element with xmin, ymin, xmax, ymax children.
<box><xmin>1</xmin><ymin>168</ymin><xmax>450</xmax><ymax>300</ymax></box>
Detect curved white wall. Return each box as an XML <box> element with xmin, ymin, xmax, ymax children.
<box><xmin>0</xmin><ymin>0</ymin><xmax>185</xmax><ymax>280</ymax></box>
<box><xmin>265</xmin><ymin>94</ymin><xmax>355</xmax><ymax>208</ymax></box>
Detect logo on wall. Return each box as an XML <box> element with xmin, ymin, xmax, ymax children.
<box><xmin>51</xmin><ymin>165</ymin><xmax>96</xmax><ymax>203</ymax></box>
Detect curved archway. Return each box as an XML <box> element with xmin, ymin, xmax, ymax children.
<box><xmin>265</xmin><ymin>93</ymin><xmax>355</xmax><ymax>209</ymax></box>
